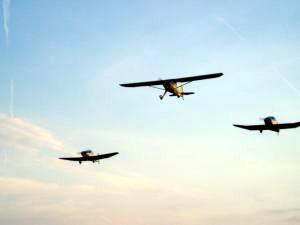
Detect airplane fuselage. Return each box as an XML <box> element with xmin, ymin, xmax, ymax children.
<box><xmin>80</xmin><ymin>150</ymin><xmax>99</xmax><ymax>163</ymax></box>
<box><xmin>163</xmin><ymin>81</ymin><xmax>183</xmax><ymax>97</ymax></box>
<box><xmin>263</xmin><ymin>117</ymin><xmax>279</xmax><ymax>132</ymax></box>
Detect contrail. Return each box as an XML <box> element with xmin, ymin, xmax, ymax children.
<box><xmin>2</xmin><ymin>0</ymin><xmax>11</xmax><ymax>44</ymax></box>
<box><xmin>216</xmin><ymin>16</ymin><xmax>244</xmax><ymax>41</ymax></box>
<box><xmin>10</xmin><ymin>78</ymin><xmax>14</xmax><ymax>118</ymax></box>
<box><xmin>279</xmin><ymin>74</ymin><xmax>300</xmax><ymax>97</ymax></box>
<box><xmin>271</xmin><ymin>61</ymin><xmax>300</xmax><ymax>97</ymax></box>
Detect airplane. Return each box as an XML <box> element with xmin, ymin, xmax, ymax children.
<box><xmin>120</xmin><ymin>73</ymin><xmax>223</xmax><ymax>100</ymax></box>
<box><xmin>59</xmin><ymin>150</ymin><xmax>119</xmax><ymax>164</ymax></box>
<box><xmin>233</xmin><ymin>116</ymin><xmax>300</xmax><ymax>134</ymax></box>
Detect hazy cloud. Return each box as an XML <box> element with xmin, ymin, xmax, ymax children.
<box><xmin>0</xmin><ymin>113</ymin><xmax>64</xmax><ymax>155</ymax></box>
<box><xmin>2</xmin><ymin>173</ymin><xmax>299</xmax><ymax>225</ymax></box>
<box><xmin>0</xmin><ymin>176</ymin><xmax>239</xmax><ymax>225</ymax></box>
<box><xmin>267</xmin><ymin>208</ymin><xmax>300</xmax><ymax>214</ymax></box>
<box><xmin>9</xmin><ymin>79</ymin><xmax>14</xmax><ymax>117</ymax></box>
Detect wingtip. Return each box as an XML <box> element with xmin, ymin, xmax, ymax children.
<box><xmin>211</xmin><ymin>72</ymin><xmax>223</xmax><ymax>78</ymax></box>
<box><xmin>120</xmin><ymin>84</ymin><xmax>131</xmax><ymax>87</ymax></box>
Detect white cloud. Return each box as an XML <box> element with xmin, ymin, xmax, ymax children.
<box><xmin>0</xmin><ymin>113</ymin><xmax>64</xmax><ymax>155</ymax></box>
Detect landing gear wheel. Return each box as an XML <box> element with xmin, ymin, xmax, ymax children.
<box><xmin>159</xmin><ymin>91</ymin><xmax>167</xmax><ymax>100</ymax></box>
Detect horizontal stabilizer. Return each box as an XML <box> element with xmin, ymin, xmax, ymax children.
<box><xmin>182</xmin><ymin>92</ymin><xmax>195</xmax><ymax>95</ymax></box>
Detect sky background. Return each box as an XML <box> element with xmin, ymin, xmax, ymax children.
<box><xmin>0</xmin><ymin>0</ymin><xmax>300</xmax><ymax>225</ymax></box>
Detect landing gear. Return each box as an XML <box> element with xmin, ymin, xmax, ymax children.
<box><xmin>79</xmin><ymin>161</ymin><xmax>82</xmax><ymax>164</ymax></box>
<box><xmin>159</xmin><ymin>90</ymin><xmax>167</xmax><ymax>100</ymax></box>
<box><xmin>260</xmin><ymin>130</ymin><xmax>263</xmax><ymax>133</ymax></box>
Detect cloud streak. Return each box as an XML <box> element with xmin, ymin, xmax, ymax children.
<box><xmin>2</xmin><ymin>0</ymin><xmax>10</xmax><ymax>44</ymax></box>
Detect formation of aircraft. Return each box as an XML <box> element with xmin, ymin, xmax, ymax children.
<box><xmin>59</xmin><ymin>72</ymin><xmax>300</xmax><ymax>165</ymax></box>
<box><xmin>59</xmin><ymin>150</ymin><xmax>118</xmax><ymax>164</ymax></box>
<box><xmin>120</xmin><ymin>73</ymin><xmax>223</xmax><ymax>100</ymax></box>
<box><xmin>234</xmin><ymin>116</ymin><xmax>300</xmax><ymax>134</ymax></box>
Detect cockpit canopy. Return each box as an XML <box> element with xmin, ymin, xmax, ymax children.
<box><xmin>81</xmin><ymin>149</ymin><xmax>94</xmax><ymax>157</ymax></box>
<box><xmin>264</xmin><ymin>116</ymin><xmax>278</xmax><ymax>125</ymax></box>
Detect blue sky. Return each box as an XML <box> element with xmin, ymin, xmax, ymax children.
<box><xmin>0</xmin><ymin>1</ymin><xmax>300</xmax><ymax>225</ymax></box>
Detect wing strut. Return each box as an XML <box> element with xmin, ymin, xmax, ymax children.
<box><xmin>149</xmin><ymin>86</ymin><xmax>165</xmax><ymax>90</ymax></box>
<box><xmin>176</xmin><ymin>81</ymin><xmax>192</xmax><ymax>89</ymax></box>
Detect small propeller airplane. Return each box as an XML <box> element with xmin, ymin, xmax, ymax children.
<box><xmin>59</xmin><ymin>150</ymin><xmax>119</xmax><ymax>164</ymax></box>
<box><xmin>120</xmin><ymin>73</ymin><xmax>223</xmax><ymax>100</ymax></box>
<box><xmin>233</xmin><ymin>116</ymin><xmax>300</xmax><ymax>134</ymax></box>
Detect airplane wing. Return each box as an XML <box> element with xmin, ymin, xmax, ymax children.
<box><xmin>120</xmin><ymin>73</ymin><xmax>223</xmax><ymax>87</ymax></box>
<box><xmin>59</xmin><ymin>156</ymin><xmax>87</xmax><ymax>161</ymax></box>
<box><xmin>59</xmin><ymin>152</ymin><xmax>119</xmax><ymax>161</ymax></box>
<box><xmin>171</xmin><ymin>73</ymin><xmax>223</xmax><ymax>83</ymax></box>
<box><xmin>120</xmin><ymin>80</ymin><xmax>165</xmax><ymax>87</ymax></box>
<box><xmin>88</xmin><ymin>152</ymin><xmax>119</xmax><ymax>160</ymax></box>
<box><xmin>233</xmin><ymin>124</ymin><xmax>267</xmax><ymax>131</ymax></box>
<box><xmin>277</xmin><ymin>122</ymin><xmax>300</xmax><ymax>129</ymax></box>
